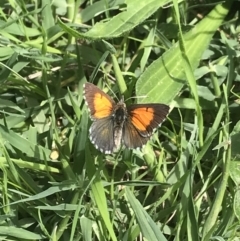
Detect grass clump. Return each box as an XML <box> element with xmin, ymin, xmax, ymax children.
<box><xmin>0</xmin><ymin>0</ymin><xmax>240</xmax><ymax>240</ymax></box>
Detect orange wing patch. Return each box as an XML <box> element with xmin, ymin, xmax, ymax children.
<box><xmin>130</xmin><ymin>107</ymin><xmax>154</xmax><ymax>131</ymax></box>
<box><xmin>93</xmin><ymin>92</ymin><xmax>113</xmax><ymax>118</ymax></box>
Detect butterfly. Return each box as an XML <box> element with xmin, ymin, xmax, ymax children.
<box><xmin>83</xmin><ymin>83</ymin><xmax>169</xmax><ymax>154</ymax></box>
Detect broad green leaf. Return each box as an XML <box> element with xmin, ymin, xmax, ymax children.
<box><xmin>136</xmin><ymin>2</ymin><xmax>232</xmax><ymax>104</ymax></box>
<box><xmin>80</xmin><ymin>0</ymin><xmax>124</xmax><ymax>23</ymax></box>
<box><xmin>80</xmin><ymin>216</ymin><xmax>93</xmax><ymax>241</ymax></box>
<box><xmin>42</xmin><ymin>0</ymin><xmax>55</xmax><ymax>29</ymax></box>
<box><xmin>197</xmin><ymin>86</ymin><xmax>215</xmax><ymax>101</ymax></box>
<box><xmin>234</xmin><ymin>189</ymin><xmax>240</xmax><ymax>222</ymax></box>
<box><xmin>231</xmin><ymin>120</ymin><xmax>240</xmax><ymax>158</ymax></box>
<box><xmin>58</xmin><ymin>0</ymin><xmax>180</xmax><ymax>40</ymax></box>
<box><xmin>52</xmin><ymin>0</ymin><xmax>68</xmax><ymax>15</ymax></box>
<box><xmin>0</xmin><ymin>46</ymin><xmax>14</xmax><ymax>58</ymax></box>
<box><xmin>0</xmin><ymin>20</ymin><xmax>41</xmax><ymax>37</ymax></box>
<box><xmin>194</xmin><ymin>66</ymin><xmax>210</xmax><ymax>80</ymax></box>
<box><xmin>229</xmin><ymin>161</ymin><xmax>240</xmax><ymax>186</ymax></box>
<box><xmin>0</xmin><ymin>99</ymin><xmax>25</xmax><ymax>113</ymax></box>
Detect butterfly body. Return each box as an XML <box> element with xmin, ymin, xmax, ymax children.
<box><xmin>112</xmin><ymin>101</ymin><xmax>127</xmax><ymax>151</ymax></box>
<box><xmin>83</xmin><ymin>83</ymin><xmax>169</xmax><ymax>154</ymax></box>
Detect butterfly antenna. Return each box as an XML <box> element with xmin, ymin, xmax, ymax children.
<box><xmin>125</xmin><ymin>95</ymin><xmax>148</xmax><ymax>102</ymax></box>
<box><xmin>105</xmin><ymin>82</ymin><xmax>119</xmax><ymax>101</ymax></box>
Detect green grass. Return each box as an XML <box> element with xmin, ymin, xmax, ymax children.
<box><xmin>0</xmin><ymin>0</ymin><xmax>240</xmax><ymax>240</ymax></box>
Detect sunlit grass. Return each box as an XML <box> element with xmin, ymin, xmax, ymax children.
<box><xmin>0</xmin><ymin>0</ymin><xmax>239</xmax><ymax>240</ymax></box>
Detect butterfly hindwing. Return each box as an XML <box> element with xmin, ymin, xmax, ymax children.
<box><xmin>89</xmin><ymin>117</ymin><xmax>115</xmax><ymax>154</ymax></box>
<box><xmin>122</xmin><ymin>119</ymin><xmax>150</xmax><ymax>149</ymax></box>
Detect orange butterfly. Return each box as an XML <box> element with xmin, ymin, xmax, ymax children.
<box><xmin>84</xmin><ymin>83</ymin><xmax>169</xmax><ymax>154</ymax></box>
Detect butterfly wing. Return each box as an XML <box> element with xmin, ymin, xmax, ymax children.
<box><xmin>89</xmin><ymin>117</ymin><xmax>115</xmax><ymax>154</ymax></box>
<box><xmin>122</xmin><ymin>119</ymin><xmax>150</xmax><ymax>149</ymax></box>
<box><xmin>127</xmin><ymin>104</ymin><xmax>169</xmax><ymax>137</ymax></box>
<box><xmin>83</xmin><ymin>83</ymin><xmax>115</xmax><ymax>120</ymax></box>
<box><xmin>84</xmin><ymin>83</ymin><xmax>116</xmax><ymax>153</ymax></box>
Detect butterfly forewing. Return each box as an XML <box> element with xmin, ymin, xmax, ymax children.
<box><xmin>127</xmin><ymin>104</ymin><xmax>169</xmax><ymax>137</ymax></box>
<box><xmin>84</xmin><ymin>83</ymin><xmax>115</xmax><ymax>120</ymax></box>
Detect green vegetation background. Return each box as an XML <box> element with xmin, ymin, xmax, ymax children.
<box><xmin>0</xmin><ymin>0</ymin><xmax>240</xmax><ymax>240</ymax></box>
